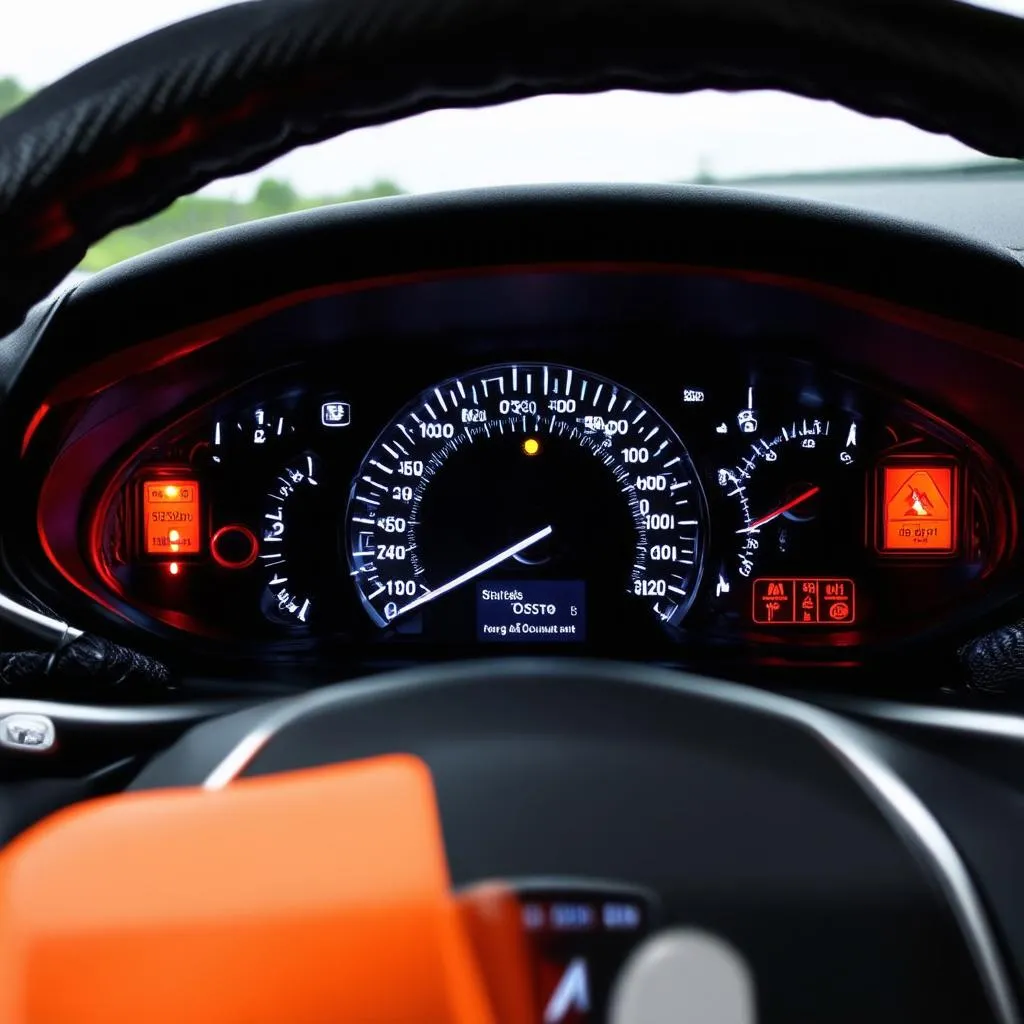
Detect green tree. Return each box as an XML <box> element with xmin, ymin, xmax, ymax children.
<box><xmin>0</xmin><ymin>76</ymin><xmax>29</xmax><ymax>117</ymax></box>
<box><xmin>80</xmin><ymin>178</ymin><xmax>405</xmax><ymax>271</ymax></box>
<box><xmin>254</xmin><ymin>178</ymin><xmax>299</xmax><ymax>213</ymax></box>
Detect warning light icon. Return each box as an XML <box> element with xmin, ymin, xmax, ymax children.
<box><xmin>882</xmin><ymin>463</ymin><xmax>956</xmax><ymax>553</ymax></box>
<box><xmin>752</xmin><ymin>578</ymin><xmax>854</xmax><ymax>625</ymax></box>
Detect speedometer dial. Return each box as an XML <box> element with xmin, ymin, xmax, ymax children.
<box><xmin>346</xmin><ymin>363</ymin><xmax>706</xmax><ymax>641</ymax></box>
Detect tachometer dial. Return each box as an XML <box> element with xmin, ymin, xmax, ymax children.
<box><xmin>346</xmin><ymin>364</ymin><xmax>707</xmax><ymax>640</ymax></box>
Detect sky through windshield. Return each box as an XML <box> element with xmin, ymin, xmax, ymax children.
<box><xmin>3</xmin><ymin>0</ymin><xmax>1024</xmax><ymax>197</ymax></box>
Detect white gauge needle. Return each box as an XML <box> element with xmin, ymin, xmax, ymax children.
<box><xmin>391</xmin><ymin>525</ymin><xmax>553</xmax><ymax>619</ymax></box>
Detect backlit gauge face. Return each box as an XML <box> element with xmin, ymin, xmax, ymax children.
<box><xmin>719</xmin><ymin>413</ymin><xmax>865</xmax><ymax>626</ymax></box>
<box><xmin>346</xmin><ymin>363</ymin><xmax>708</xmax><ymax>641</ymax></box>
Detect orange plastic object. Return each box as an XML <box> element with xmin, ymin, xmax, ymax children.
<box><xmin>458</xmin><ymin>883</ymin><xmax>537</xmax><ymax>1024</ymax></box>
<box><xmin>143</xmin><ymin>478</ymin><xmax>201</xmax><ymax>555</ymax></box>
<box><xmin>0</xmin><ymin>755</ymin><xmax>499</xmax><ymax>1024</ymax></box>
<box><xmin>881</xmin><ymin>462</ymin><xmax>957</xmax><ymax>553</ymax></box>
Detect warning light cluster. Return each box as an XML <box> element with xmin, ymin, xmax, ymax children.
<box><xmin>752</xmin><ymin>578</ymin><xmax>855</xmax><ymax>625</ymax></box>
<box><xmin>143</xmin><ymin>479</ymin><xmax>201</xmax><ymax>557</ymax></box>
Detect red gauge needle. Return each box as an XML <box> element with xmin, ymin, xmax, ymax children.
<box><xmin>738</xmin><ymin>485</ymin><xmax>821</xmax><ymax>534</ymax></box>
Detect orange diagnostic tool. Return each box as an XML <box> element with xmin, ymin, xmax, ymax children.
<box><xmin>143</xmin><ymin>479</ymin><xmax>201</xmax><ymax>556</ymax></box>
<box><xmin>752</xmin><ymin>578</ymin><xmax>855</xmax><ymax>625</ymax></box>
<box><xmin>880</xmin><ymin>461</ymin><xmax>957</xmax><ymax>553</ymax></box>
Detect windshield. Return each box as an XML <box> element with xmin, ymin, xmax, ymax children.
<box><xmin>3</xmin><ymin>0</ymin><xmax>1024</xmax><ymax>273</ymax></box>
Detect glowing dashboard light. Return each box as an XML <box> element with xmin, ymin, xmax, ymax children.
<box><xmin>523</xmin><ymin>437</ymin><xmax>541</xmax><ymax>457</ymax></box>
<box><xmin>752</xmin><ymin>578</ymin><xmax>855</xmax><ymax>625</ymax></box>
<box><xmin>143</xmin><ymin>479</ymin><xmax>201</xmax><ymax>556</ymax></box>
<box><xmin>880</xmin><ymin>461</ymin><xmax>957</xmax><ymax>553</ymax></box>
<box><xmin>168</xmin><ymin>561</ymin><xmax>180</xmax><ymax>576</ymax></box>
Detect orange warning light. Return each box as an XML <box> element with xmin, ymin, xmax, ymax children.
<box><xmin>143</xmin><ymin>479</ymin><xmax>201</xmax><ymax>556</ymax></box>
<box><xmin>881</xmin><ymin>461</ymin><xmax>957</xmax><ymax>553</ymax></box>
<box><xmin>752</xmin><ymin>578</ymin><xmax>855</xmax><ymax>625</ymax></box>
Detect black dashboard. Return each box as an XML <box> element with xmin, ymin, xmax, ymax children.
<box><xmin>4</xmin><ymin>185</ymin><xmax>1024</xmax><ymax>699</ymax></box>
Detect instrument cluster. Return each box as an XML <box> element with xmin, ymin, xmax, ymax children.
<box><xmin>15</xmin><ymin>260</ymin><xmax>1019</xmax><ymax>678</ymax></box>
<box><xmin>34</xmin><ymin>348</ymin><xmax>1009</xmax><ymax>666</ymax></box>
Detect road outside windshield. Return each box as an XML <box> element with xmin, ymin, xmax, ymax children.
<box><xmin>2</xmin><ymin>0</ymin><xmax>1024</xmax><ymax>273</ymax></box>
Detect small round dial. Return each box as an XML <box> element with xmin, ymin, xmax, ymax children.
<box><xmin>720</xmin><ymin>413</ymin><xmax>864</xmax><ymax>584</ymax></box>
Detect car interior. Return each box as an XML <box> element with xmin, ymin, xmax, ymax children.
<box><xmin>4</xmin><ymin>1</ymin><xmax>1024</xmax><ymax>1021</ymax></box>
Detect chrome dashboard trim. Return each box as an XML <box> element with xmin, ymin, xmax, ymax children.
<box><xmin>0</xmin><ymin>698</ymin><xmax>240</xmax><ymax>727</ymax></box>
<box><xmin>0</xmin><ymin>591</ymin><xmax>82</xmax><ymax>648</ymax></box>
<box><xmin>832</xmin><ymin>699</ymin><xmax>1024</xmax><ymax>742</ymax></box>
<box><xmin>200</xmin><ymin>660</ymin><xmax>1019</xmax><ymax>1024</ymax></box>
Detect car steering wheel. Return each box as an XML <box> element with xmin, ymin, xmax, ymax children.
<box><xmin>3</xmin><ymin>2</ymin><xmax>1024</xmax><ymax>1021</ymax></box>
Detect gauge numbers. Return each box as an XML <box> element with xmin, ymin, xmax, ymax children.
<box><xmin>347</xmin><ymin>363</ymin><xmax>707</xmax><ymax>635</ymax></box>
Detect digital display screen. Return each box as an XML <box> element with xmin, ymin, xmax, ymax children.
<box><xmin>477</xmin><ymin>580</ymin><xmax>586</xmax><ymax>642</ymax></box>
<box><xmin>881</xmin><ymin>462</ymin><xmax>957</xmax><ymax>553</ymax></box>
<box><xmin>143</xmin><ymin>479</ymin><xmax>201</xmax><ymax>556</ymax></box>
<box><xmin>752</xmin><ymin>577</ymin><xmax>855</xmax><ymax>625</ymax></box>
<box><xmin>515</xmin><ymin>887</ymin><xmax>651</xmax><ymax>1024</ymax></box>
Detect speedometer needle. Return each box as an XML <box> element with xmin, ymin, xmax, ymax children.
<box><xmin>391</xmin><ymin>525</ymin><xmax>554</xmax><ymax>619</ymax></box>
<box><xmin>737</xmin><ymin>486</ymin><xmax>820</xmax><ymax>534</ymax></box>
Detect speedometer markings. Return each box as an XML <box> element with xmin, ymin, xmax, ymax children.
<box><xmin>347</xmin><ymin>363</ymin><xmax>706</xmax><ymax>632</ymax></box>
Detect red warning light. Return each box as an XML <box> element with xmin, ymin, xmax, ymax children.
<box><xmin>752</xmin><ymin>578</ymin><xmax>855</xmax><ymax>625</ymax></box>
<box><xmin>880</xmin><ymin>461</ymin><xmax>957</xmax><ymax>554</ymax></box>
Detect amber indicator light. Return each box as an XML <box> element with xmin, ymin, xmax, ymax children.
<box><xmin>143</xmin><ymin>480</ymin><xmax>201</xmax><ymax>556</ymax></box>
<box><xmin>752</xmin><ymin>578</ymin><xmax>855</xmax><ymax>625</ymax></box>
<box><xmin>880</xmin><ymin>461</ymin><xmax>957</xmax><ymax>554</ymax></box>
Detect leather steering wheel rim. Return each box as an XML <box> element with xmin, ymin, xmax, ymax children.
<box><xmin>2</xmin><ymin>0</ymin><xmax>1024</xmax><ymax>336</ymax></box>
<box><xmin>133</xmin><ymin>656</ymin><xmax>1018</xmax><ymax>1023</ymax></box>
